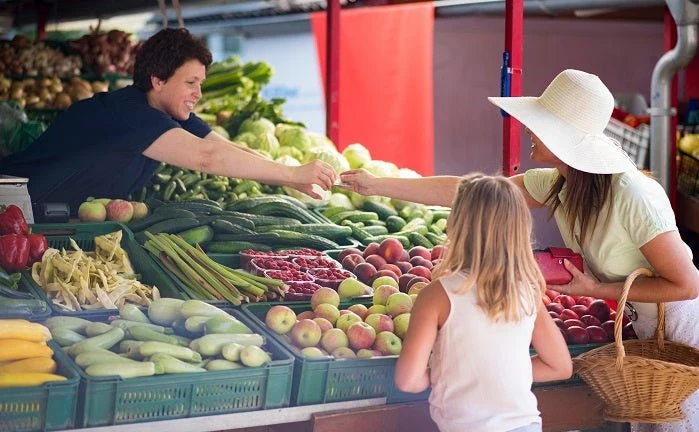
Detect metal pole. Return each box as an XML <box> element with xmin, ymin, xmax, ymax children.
<box><xmin>503</xmin><ymin>0</ymin><xmax>523</xmax><ymax>176</ymax></box>
<box><xmin>326</xmin><ymin>0</ymin><xmax>341</xmax><ymax>145</ymax></box>
<box><xmin>665</xmin><ymin>9</ymin><xmax>678</xmax><ymax>209</ymax></box>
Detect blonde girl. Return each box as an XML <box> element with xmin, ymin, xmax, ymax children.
<box><xmin>394</xmin><ymin>174</ymin><xmax>572</xmax><ymax>432</ymax></box>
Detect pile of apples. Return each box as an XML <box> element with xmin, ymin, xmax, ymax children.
<box><xmin>337</xmin><ymin>238</ymin><xmax>443</xmax><ymax>294</ymax></box>
<box><xmin>264</xmin><ymin>275</ymin><xmax>421</xmax><ymax>359</ymax></box>
<box><xmin>544</xmin><ymin>289</ymin><xmax>636</xmax><ymax>345</ymax></box>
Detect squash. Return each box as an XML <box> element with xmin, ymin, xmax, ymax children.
<box><xmin>0</xmin><ymin>357</ymin><xmax>56</xmax><ymax>374</ymax></box>
<box><xmin>85</xmin><ymin>361</ymin><xmax>162</xmax><ymax>379</ymax></box>
<box><xmin>0</xmin><ymin>339</ymin><xmax>53</xmax><ymax>361</ymax></box>
<box><xmin>0</xmin><ymin>372</ymin><xmax>66</xmax><ymax>388</ymax></box>
<box><xmin>0</xmin><ymin>320</ymin><xmax>51</xmax><ymax>342</ymax></box>
<box><xmin>149</xmin><ymin>353</ymin><xmax>206</xmax><ymax>374</ymax></box>
<box><xmin>147</xmin><ymin>298</ymin><xmax>185</xmax><ymax>326</ymax></box>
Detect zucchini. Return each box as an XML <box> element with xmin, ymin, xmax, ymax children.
<box><xmin>192</xmin><ymin>333</ymin><xmax>264</xmax><ymax>357</ymax></box>
<box><xmin>128</xmin><ymin>326</ymin><xmax>185</xmax><ymax>346</ymax></box>
<box><xmin>208</xmin><ymin>219</ymin><xmax>255</xmax><ymax>234</ymax></box>
<box><xmin>178</xmin><ymin>225</ymin><xmax>214</xmax><ymax>245</ymax></box>
<box><xmin>408</xmin><ymin>232</ymin><xmax>434</xmax><ymax>249</ymax></box>
<box><xmin>85</xmin><ymin>322</ymin><xmax>113</xmax><ymax>338</ymax></box>
<box><xmin>362</xmin><ymin>200</ymin><xmax>398</xmax><ymax>220</ymax></box>
<box><xmin>205</xmin><ymin>359</ymin><xmax>244</xmax><ymax>371</ymax></box>
<box><xmin>119</xmin><ymin>304</ymin><xmax>150</xmax><ymax>324</ymax></box>
<box><xmin>362</xmin><ymin>235</ymin><xmax>410</xmax><ymax>249</ymax></box>
<box><xmin>149</xmin><ymin>353</ymin><xmax>206</xmax><ymax>374</ymax></box>
<box><xmin>385</xmin><ymin>216</ymin><xmax>407</xmax><ymax>233</ymax></box>
<box><xmin>118</xmin><ymin>340</ymin><xmax>145</xmax><ymax>358</ymax></box>
<box><xmin>51</xmin><ymin>328</ymin><xmax>86</xmax><ymax>347</ymax></box>
<box><xmin>68</xmin><ymin>327</ymin><xmax>125</xmax><ymax>357</ymax></box>
<box><xmin>205</xmin><ymin>315</ymin><xmax>251</xmax><ymax>334</ymax></box>
<box><xmin>206</xmin><ymin>241</ymin><xmax>273</xmax><ymax>254</ymax></box>
<box><xmin>221</xmin><ymin>343</ymin><xmax>243</xmax><ymax>362</ymax></box>
<box><xmin>180</xmin><ymin>300</ymin><xmax>228</xmax><ymax>319</ymax></box>
<box><xmin>75</xmin><ymin>349</ymin><xmax>138</xmax><ymax>368</ymax></box>
<box><xmin>138</xmin><ymin>341</ymin><xmax>202</xmax><ymax>362</ymax></box>
<box><xmin>148</xmin><ymin>298</ymin><xmax>185</xmax><ymax>326</ymax></box>
<box><xmin>255</xmin><ymin>224</ymin><xmax>352</xmax><ymax>240</ymax></box>
<box><xmin>184</xmin><ymin>316</ymin><xmax>210</xmax><ymax>334</ymax></box>
<box><xmin>86</xmin><ymin>361</ymin><xmax>162</xmax><ymax>378</ymax></box>
<box><xmin>44</xmin><ymin>316</ymin><xmax>91</xmax><ymax>335</ymax></box>
<box><xmin>110</xmin><ymin>319</ymin><xmax>173</xmax><ymax>335</ymax></box>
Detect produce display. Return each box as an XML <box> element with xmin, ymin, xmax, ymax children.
<box><xmin>47</xmin><ymin>299</ymin><xmax>273</xmax><ymax>378</ymax></box>
<box><xmin>0</xmin><ymin>35</ymin><xmax>82</xmax><ymax>77</ymax></box>
<box><xmin>69</xmin><ymin>30</ymin><xmax>139</xmax><ymax>77</ymax></box>
<box><xmin>77</xmin><ymin>198</ymin><xmax>149</xmax><ymax>223</ymax></box>
<box><xmin>0</xmin><ymin>319</ymin><xmax>67</xmax><ymax>388</ymax></box>
<box><xmin>544</xmin><ymin>289</ymin><xmax>636</xmax><ymax>345</ymax></box>
<box><xmin>0</xmin><ymin>75</ymin><xmax>108</xmax><ymax>109</ymax></box>
<box><xmin>30</xmin><ymin>230</ymin><xmax>159</xmax><ymax>311</ymax></box>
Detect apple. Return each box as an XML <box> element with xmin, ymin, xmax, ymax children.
<box><xmin>78</xmin><ymin>201</ymin><xmax>107</xmax><ymax>222</ymax></box>
<box><xmin>336</xmin><ymin>313</ymin><xmax>362</xmax><ymax>332</ymax></box>
<box><xmin>398</xmin><ymin>274</ymin><xmax>415</xmax><ymax>292</ymax></box>
<box><xmin>552</xmin><ymin>318</ymin><xmax>565</xmax><ymax>329</ymax></box>
<box><xmin>313</xmin><ymin>303</ymin><xmax>340</xmax><ymax>325</ymax></box>
<box><xmin>378</xmin><ymin>238</ymin><xmax>404</xmax><ymax>263</ymax></box>
<box><xmin>347</xmin><ymin>321</ymin><xmax>377</xmax><ymax>350</ymax></box>
<box><xmin>587</xmin><ymin>326</ymin><xmax>608</xmax><ymax>343</ymax></box>
<box><xmin>362</xmin><ymin>243</ymin><xmax>380</xmax><ymax>258</ymax></box>
<box><xmin>290</xmin><ymin>319</ymin><xmax>322</xmax><ymax>348</ymax></box>
<box><xmin>385</xmin><ymin>292</ymin><xmax>413</xmax><ymax>317</ymax></box>
<box><xmin>546</xmin><ymin>303</ymin><xmax>564</xmax><ymax>315</ymax></box>
<box><xmin>365</xmin><ymin>254</ymin><xmax>388</xmax><ymax>270</ymax></box>
<box><xmin>341</xmin><ymin>254</ymin><xmax>365</xmax><ymax>272</ymax></box>
<box><xmin>106</xmin><ymin>199</ymin><xmax>134</xmax><ymax>223</ymax></box>
<box><xmin>566</xmin><ymin>326</ymin><xmax>590</xmax><ymax>344</ymax></box>
<box><xmin>372</xmin><ymin>275</ymin><xmax>399</xmax><ymax>290</ymax></box>
<box><xmin>374</xmin><ymin>331</ymin><xmax>402</xmax><ymax>355</ymax></box>
<box><xmin>131</xmin><ymin>202</ymin><xmax>149</xmax><ymax>221</ymax></box>
<box><xmin>371</xmin><ymin>271</ymin><xmax>399</xmax><ymax>286</ymax></box>
<box><xmin>338</xmin><ymin>278</ymin><xmax>370</xmax><ymax>301</ymax></box>
<box><xmin>580</xmin><ymin>315</ymin><xmax>602</xmax><ymax>328</ymax></box>
<box><xmin>588</xmin><ymin>300</ymin><xmax>611</xmax><ymax>322</ymax></box>
<box><xmin>356</xmin><ymin>348</ymin><xmax>382</xmax><ymax>359</ymax></box>
<box><xmin>408</xmin><ymin>246</ymin><xmax>431</xmax><ymax>260</ymax></box>
<box><xmin>563</xmin><ymin>319</ymin><xmax>586</xmax><ymax>329</ymax></box>
<box><xmin>239</xmin><ymin>345</ymin><xmax>271</xmax><ymax>367</ymax></box>
<box><xmin>399</xmin><ymin>250</ymin><xmax>410</xmax><ymax>262</ymax></box>
<box><xmin>431</xmin><ymin>245</ymin><xmax>445</xmax><ymax>260</ymax></box>
<box><xmin>366</xmin><ymin>304</ymin><xmax>387</xmax><ymax>315</ymax></box>
<box><xmin>542</xmin><ymin>295</ymin><xmax>551</xmax><ymax>306</ymax></box>
<box><xmin>373</xmin><ymin>285</ymin><xmax>400</xmax><ymax>306</ymax></box>
<box><xmin>297</xmin><ymin>311</ymin><xmax>316</xmax><ymax>321</ymax></box>
<box><xmin>601</xmin><ymin>320</ymin><xmax>615</xmax><ymax>340</ymax></box>
<box><xmin>354</xmin><ymin>263</ymin><xmax>377</xmax><ymax>285</ymax></box>
<box><xmin>348</xmin><ymin>304</ymin><xmax>369</xmax><ymax>320</ymax></box>
<box><xmin>622</xmin><ymin>322</ymin><xmax>637</xmax><ymax>340</ymax></box>
<box><xmin>576</xmin><ymin>296</ymin><xmax>596</xmax><ymax>308</ymax></box>
<box><xmin>321</xmin><ymin>328</ymin><xmax>349</xmax><ymax>353</ymax></box>
<box><xmin>301</xmin><ymin>347</ymin><xmax>327</xmax><ymax>358</ymax></box>
<box><xmin>338</xmin><ymin>248</ymin><xmax>363</xmax><ymax>262</ymax></box>
<box><xmin>409</xmin><ymin>256</ymin><xmax>432</xmax><ymax>269</ymax></box>
<box><xmin>265</xmin><ymin>305</ymin><xmax>297</xmax><ymax>335</ymax></box>
<box><xmin>560</xmin><ymin>309</ymin><xmax>580</xmax><ymax>321</ymax></box>
<box><xmin>331</xmin><ymin>347</ymin><xmax>357</xmax><ymax>359</ymax></box>
<box><xmin>311</xmin><ymin>287</ymin><xmax>340</xmax><ymax>309</ymax></box>
<box><xmin>364</xmin><ymin>313</ymin><xmax>395</xmax><ymax>334</ymax></box>
<box><xmin>408</xmin><ymin>282</ymin><xmax>428</xmax><ymax>296</ymax></box>
<box><xmin>548</xmin><ymin>311</ymin><xmax>560</xmax><ymax>320</ymax></box>
<box><xmin>393</xmin><ymin>313</ymin><xmax>411</xmax><ymax>339</ymax></box>
<box><xmin>409</xmin><ymin>294</ymin><xmax>418</xmax><ymax>303</ymax></box>
<box><xmin>313</xmin><ymin>317</ymin><xmax>333</xmax><ymax>334</ymax></box>
<box><xmin>546</xmin><ymin>289</ymin><xmax>561</xmax><ymax>300</ymax></box>
<box><xmin>570</xmin><ymin>305</ymin><xmax>589</xmax><ymax>318</ymax></box>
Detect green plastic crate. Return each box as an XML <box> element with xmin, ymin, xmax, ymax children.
<box><xmin>0</xmin><ymin>276</ymin><xmax>51</xmax><ymax>321</ymax></box>
<box><xmin>0</xmin><ymin>341</ymin><xmax>79</xmax><ymax>432</ymax></box>
<box><xmin>24</xmin><ymin>222</ymin><xmax>185</xmax><ymax>318</ymax></box>
<box><xmin>243</xmin><ymin>299</ymin><xmax>410</xmax><ymax>406</ymax></box>
<box><xmin>73</xmin><ymin>308</ymin><xmax>293</xmax><ymax>427</ymax></box>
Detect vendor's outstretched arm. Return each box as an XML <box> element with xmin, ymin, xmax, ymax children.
<box><xmin>144</xmin><ymin>128</ymin><xmax>335</xmax><ymax>198</ymax></box>
<box><xmin>340</xmin><ymin>169</ymin><xmax>461</xmax><ymax>207</ymax></box>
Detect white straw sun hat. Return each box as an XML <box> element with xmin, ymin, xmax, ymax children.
<box><xmin>488</xmin><ymin>69</ymin><xmax>637</xmax><ymax>174</ymax></box>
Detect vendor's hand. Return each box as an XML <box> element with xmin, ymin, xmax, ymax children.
<box><xmin>549</xmin><ymin>259</ymin><xmax>598</xmax><ymax>297</ymax></box>
<box><xmin>290</xmin><ymin>160</ymin><xmax>336</xmax><ymax>196</ymax></box>
<box><xmin>339</xmin><ymin>169</ymin><xmax>378</xmax><ymax>196</ymax></box>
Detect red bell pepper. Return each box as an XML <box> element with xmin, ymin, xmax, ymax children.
<box><xmin>27</xmin><ymin>234</ymin><xmax>48</xmax><ymax>265</ymax></box>
<box><xmin>0</xmin><ymin>234</ymin><xmax>30</xmax><ymax>272</ymax></box>
<box><xmin>0</xmin><ymin>205</ymin><xmax>28</xmax><ymax>235</ymax></box>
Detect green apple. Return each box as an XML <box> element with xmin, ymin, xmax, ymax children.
<box><xmin>374</xmin><ymin>331</ymin><xmax>402</xmax><ymax>356</ymax></box>
<box><xmin>408</xmin><ymin>281</ymin><xmax>428</xmax><ymax>296</ymax></box>
<box><xmin>366</xmin><ymin>304</ymin><xmax>387</xmax><ymax>315</ymax></box>
<box><xmin>373</xmin><ymin>285</ymin><xmax>399</xmax><ymax>306</ymax></box>
<box><xmin>313</xmin><ymin>303</ymin><xmax>340</xmax><ymax>325</ymax></box>
<box><xmin>331</xmin><ymin>347</ymin><xmax>357</xmax><ymax>359</ymax></box>
<box><xmin>265</xmin><ymin>305</ymin><xmax>297</xmax><ymax>335</ymax></box>
<box><xmin>393</xmin><ymin>313</ymin><xmax>411</xmax><ymax>339</ymax></box>
<box><xmin>239</xmin><ymin>345</ymin><xmax>271</xmax><ymax>367</ymax></box>
<box><xmin>409</xmin><ymin>294</ymin><xmax>418</xmax><ymax>303</ymax></box>
<box><xmin>290</xmin><ymin>319</ymin><xmax>322</xmax><ymax>348</ymax></box>
<box><xmin>77</xmin><ymin>201</ymin><xmax>107</xmax><ymax>222</ymax></box>
<box><xmin>372</xmin><ymin>276</ymin><xmax>399</xmax><ymax>290</ymax></box>
<box><xmin>337</xmin><ymin>278</ymin><xmax>369</xmax><ymax>301</ymax></box>
<box><xmin>356</xmin><ymin>348</ymin><xmax>383</xmax><ymax>358</ymax></box>
<box><xmin>336</xmin><ymin>312</ymin><xmax>362</xmax><ymax>333</ymax></box>
<box><xmin>385</xmin><ymin>292</ymin><xmax>413</xmax><ymax>317</ymax></box>
<box><xmin>300</xmin><ymin>347</ymin><xmax>327</xmax><ymax>359</ymax></box>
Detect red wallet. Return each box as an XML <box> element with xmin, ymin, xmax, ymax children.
<box><xmin>534</xmin><ymin>247</ymin><xmax>584</xmax><ymax>285</ymax></box>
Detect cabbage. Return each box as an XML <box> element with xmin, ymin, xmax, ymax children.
<box><xmin>277</xmin><ymin>126</ymin><xmax>312</xmax><ymax>152</ymax></box>
<box><xmin>328</xmin><ymin>193</ymin><xmax>354</xmax><ymax>209</ymax></box>
<box><xmin>277</xmin><ymin>146</ymin><xmax>304</xmax><ymax>161</ymax></box>
<box><xmin>257</xmin><ymin>132</ymin><xmax>280</xmax><ymax>157</ymax></box>
<box><xmin>305</xmin><ymin>148</ymin><xmax>350</xmax><ymax>173</ymax></box>
<box><xmin>308</xmin><ymin>132</ymin><xmax>337</xmax><ymax>151</ymax></box>
<box><xmin>275</xmin><ymin>155</ymin><xmax>301</xmax><ymax>167</ymax></box>
<box><xmin>233</xmin><ymin>132</ymin><xmax>258</xmax><ymax>148</ymax></box>
<box><xmin>275</xmin><ymin>155</ymin><xmax>331</xmax><ymax>206</ymax></box>
<box><xmin>342</xmin><ymin>143</ymin><xmax>371</xmax><ymax>169</ymax></box>
<box><xmin>363</xmin><ymin>160</ymin><xmax>396</xmax><ymax>178</ymax></box>
<box><xmin>239</xmin><ymin>117</ymin><xmax>275</xmax><ymax>136</ymax></box>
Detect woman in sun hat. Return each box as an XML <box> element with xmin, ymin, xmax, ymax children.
<box><xmin>340</xmin><ymin>69</ymin><xmax>699</xmax><ymax>431</ymax></box>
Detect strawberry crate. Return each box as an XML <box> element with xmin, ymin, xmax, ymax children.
<box><xmin>0</xmin><ymin>341</ymin><xmax>79</xmax><ymax>432</ymax></box>
<box><xmin>23</xmin><ymin>222</ymin><xmax>184</xmax><ymax>319</ymax></box>
<box><xmin>67</xmin><ymin>308</ymin><xmax>293</xmax><ymax>427</ymax></box>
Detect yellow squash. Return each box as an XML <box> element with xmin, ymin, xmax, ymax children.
<box><xmin>0</xmin><ymin>357</ymin><xmax>57</xmax><ymax>374</ymax></box>
<box><xmin>0</xmin><ymin>372</ymin><xmax>66</xmax><ymax>388</ymax></box>
<box><xmin>0</xmin><ymin>339</ymin><xmax>53</xmax><ymax>362</ymax></box>
<box><xmin>0</xmin><ymin>320</ymin><xmax>52</xmax><ymax>342</ymax></box>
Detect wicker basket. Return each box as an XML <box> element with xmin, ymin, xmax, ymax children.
<box><xmin>574</xmin><ymin>268</ymin><xmax>699</xmax><ymax>423</ymax></box>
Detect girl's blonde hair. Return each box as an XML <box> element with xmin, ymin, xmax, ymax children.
<box><xmin>433</xmin><ymin>174</ymin><xmax>545</xmax><ymax>322</ymax></box>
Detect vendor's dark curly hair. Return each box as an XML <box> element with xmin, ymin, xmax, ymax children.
<box><xmin>133</xmin><ymin>28</ymin><xmax>212</xmax><ymax>91</ymax></box>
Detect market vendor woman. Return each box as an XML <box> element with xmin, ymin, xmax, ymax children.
<box><xmin>342</xmin><ymin>69</ymin><xmax>699</xmax><ymax>432</ymax></box>
<box><xmin>0</xmin><ymin>28</ymin><xmax>336</xmax><ymax>213</ymax></box>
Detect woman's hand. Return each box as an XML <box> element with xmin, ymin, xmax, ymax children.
<box><xmin>339</xmin><ymin>169</ymin><xmax>378</xmax><ymax>196</ymax></box>
<box><xmin>288</xmin><ymin>160</ymin><xmax>336</xmax><ymax>198</ymax></box>
<box><xmin>549</xmin><ymin>259</ymin><xmax>599</xmax><ymax>296</ymax></box>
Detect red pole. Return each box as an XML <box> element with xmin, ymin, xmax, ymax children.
<box><xmin>503</xmin><ymin>0</ymin><xmax>523</xmax><ymax>176</ymax></box>
<box><xmin>326</xmin><ymin>0</ymin><xmax>341</xmax><ymax>144</ymax></box>
<box><xmin>664</xmin><ymin>8</ymin><xmax>678</xmax><ymax>209</ymax></box>
<box><xmin>36</xmin><ymin>2</ymin><xmax>48</xmax><ymax>42</ymax></box>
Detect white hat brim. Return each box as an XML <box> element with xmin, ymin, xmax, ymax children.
<box><xmin>488</xmin><ymin>96</ymin><xmax>637</xmax><ymax>174</ymax></box>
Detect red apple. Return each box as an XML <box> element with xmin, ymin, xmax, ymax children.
<box><xmin>580</xmin><ymin>315</ymin><xmax>601</xmax><ymax>328</ymax></box>
<box><xmin>586</xmin><ymin>326</ymin><xmax>608</xmax><ymax>343</ymax></box>
<box><xmin>399</xmin><ymin>250</ymin><xmax>410</xmax><ymax>262</ymax></box>
<box><xmin>554</xmin><ymin>295</ymin><xmax>576</xmax><ymax>309</ymax></box>
<box><xmin>338</xmin><ymin>248</ymin><xmax>362</xmax><ymax>262</ymax></box>
<box><xmin>566</xmin><ymin>326</ymin><xmax>590</xmax><ymax>344</ymax></box>
<box><xmin>570</xmin><ymin>305</ymin><xmax>589</xmax><ymax>318</ymax></box>
<box><xmin>588</xmin><ymin>299</ymin><xmax>611</xmax><ymax>322</ymax></box>
<box><xmin>431</xmin><ymin>245</ymin><xmax>445</xmax><ymax>261</ymax></box>
<box><xmin>408</xmin><ymin>246</ymin><xmax>431</xmax><ymax>260</ymax></box>
<box><xmin>560</xmin><ymin>309</ymin><xmax>580</xmax><ymax>321</ymax></box>
<box><xmin>576</xmin><ymin>296</ymin><xmax>595</xmax><ymax>308</ymax></box>
<box><xmin>609</xmin><ymin>310</ymin><xmax>617</xmax><ymax>322</ymax></box>
<box><xmin>546</xmin><ymin>303</ymin><xmax>564</xmax><ymax>315</ymax></box>
<box><xmin>564</xmin><ymin>319</ymin><xmax>585</xmax><ymax>329</ymax></box>
<box><xmin>379</xmin><ymin>238</ymin><xmax>404</xmax><ymax>264</ymax></box>
<box><xmin>548</xmin><ymin>311</ymin><xmax>560</xmax><ymax>320</ymax></box>
<box><xmin>542</xmin><ymin>295</ymin><xmax>551</xmax><ymax>306</ymax></box>
<box><xmin>362</xmin><ymin>243</ymin><xmax>380</xmax><ymax>258</ymax></box>
<box><xmin>552</xmin><ymin>318</ymin><xmax>565</xmax><ymax>329</ymax></box>
<box><xmin>622</xmin><ymin>322</ymin><xmax>637</xmax><ymax>340</ymax></box>
<box><xmin>341</xmin><ymin>254</ymin><xmax>365</xmax><ymax>272</ymax></box>
<box><xmin>398</xmin><ymin>274</ymin><xmax>416</xmax><ymax>293</ymax></box>
<box><xmin>546</xmin><ymin>289</ymin><xmax>561</xmax><ymax>300</ymax></box>
<box><xmin>601</xmin><ymin>320</ymin><xmax>615</xmax><ymax>340</ymax></box>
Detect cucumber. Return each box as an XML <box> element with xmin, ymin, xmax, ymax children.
<box><xmin>142</xmin><ymin>218</ymin><xmax>202</xmax><ymax>235</ymax></box>
<box><xmin>323</xmin><ymin>206</ymin><xmax>352</xmax><ymax>219</ymax></box>
<box><xmin>220</xmin><ymin>211</ymin><xmax>301</xmax><ymax>227</ymax></box>
<box><xmin>255</xmin><ymin>224</ymin><xmax>352</xmax><ymax>240</ymax></box>
<box><xmin>329</xmin><ymin>210</ymin><xmax>379</xmax><ymax>224</ymax></box>
<box><xmin>211</xmin><ymin>233</ymin><xmax>282</xmax><ymax>244</ymax></box>
<box><xmin>363</xmin><ymin>220</ymin><xmax>386</xmax><ymax>227</ymax></box>
<box><xmin>178</xmin><ymin>225</ymin><xmax>214</xmax><ymax>245</ymax></box>
<box><xmin>226</xmin><ymin>196</ymin><xmax>286</xmax><ymax>212</ymax></box>
<box><xmin>180</xmin><ymin>300</ymin><xmax>228</xmax><ymax>319</ymax></box>
<box><xmin>51</xmin><ymin>328</ymin><xmax>86</xmax><ymax>347</ymax></box>
<box><xmin>150</xmin><ymin>353</ymin><xmax>206</xmax><ymax>374</ymax></box>
<box><xmin>269</xmin><ymin>230</ymin><xmax>340</xmax><ymax>250</ymax></box>
<box><xmin>206</xmin><ymin>241</ymin><xmax>273</xmax><ymax>254</ymax></box>
<box><xmin>138</xmin><ymin>341</ymin><xmax>202</xmax><ymax>362</ymax></box>
<box><xmin>208</xmin><ymin>219</ymin><xmax>255</xmax><ymax>234</ymax></box>
<box><xmin>364</xmin><ymin>225</ymin><xmax>389</xmax><ymax>236</ymax></box>
<box><xmin>85</xmin><ymin>322</ymin><xmax>113</xmax><ymax>338</ymax></box>
<box><xmin>425</xmin><ymin>232</ymin><xmax>446</xmax><ymax>246</ymax></box>
<box><xmin>408</xmin><ymin>232</ymin><xmax>434</xmax><ymax>249</ymax></box>
<box><xmin>341</xmin><ymin>220</ymin><xmax>372</xmax><ymax>242</ymax></box>
<box><xmin>394</xmin><ymin>225</ymin><xmax>429</xmax><ymax>237</ymax></box>
<box><xmin>432</xmin><ymin>210</ymin><xmax>450</xmax><ymax>221</ymax></box>
<box><xmin>86</xmin><ymin>361</ymin><xmax>162</xmax><ymax>379</ymax></box>
<box><xmin>385</xmin><ymin>216</ymin><xmax>407</xmax><ymax>233</ymax></box>
<box><xmin>128</xmin><ymin>209</ymin><xmax>196</xmax><ymax>232</ymax></box>
<box><xmin>362</xmin><ymin>200</ymin><xmax>398</xmax><ymax>220</ymax></box>
<box><xmin>154</xmin><ymin>202</ymin><xmax>222</xmax><ymax>215</ymax></box>
<box><xmin>247</xmin><ymin>202</ymin><xmax>318</xmax><ymax>224</ymax></box>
